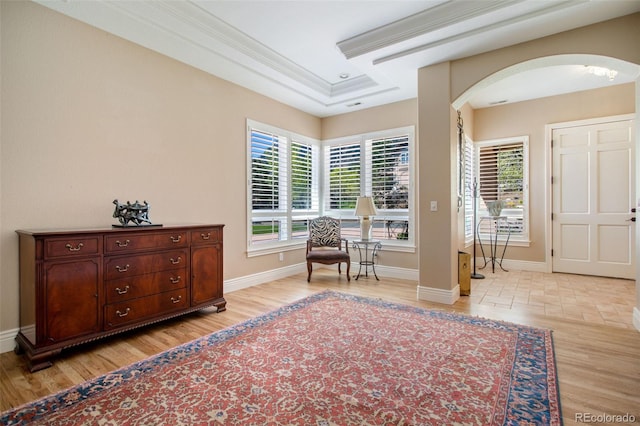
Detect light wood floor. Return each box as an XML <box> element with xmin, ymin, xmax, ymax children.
<box><xmin>1</xmin><ymin>269</ymin><xmax>639</xmax><ymax>425</ymax></box>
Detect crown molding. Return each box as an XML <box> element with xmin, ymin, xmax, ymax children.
<box><xmin>330</xmin><ymin>75</ymin><xmax>378</xmax><ymax>97</ymax></box>
<box><xmin>337</xmin><ymin>0</ymin><xmax>521</xmax><ymax>60</ymax></box>
<box><xmin>373</xmin><ymin>0</ymin><xmax>586</xmax><ymax>65</ymax></box>
<box><xmin>337</xmin><ymin>0</ymin><xmax>589</xmax><ymax>66</ymax></box>
<box><xmin>125</xmin><ymin>1</ymin><xmax>335</xmax><ymax>97</ymax></box>
<box><xmin>119</xmin><ymin>0</ymin><xmax>392</xmax><ymax>101</ymax></box>
<box><xmin>38</xmin><ymin>0</ymin><xmax>385</xmax><ymax>108</ymax></box>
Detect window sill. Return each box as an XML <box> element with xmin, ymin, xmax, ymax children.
<box><xmin>247</xmin><ymin>241</ymin><xmax>306</xmax><ymax>258</ymax></box>
<box><xmin>247</xmin><ymin>239</ymin><xmax>416</xmax><ymax>257</ymax></box>
<box><xmin>502</xmin><ymin>239</ymin><xmax>530</xmax><ymax>248</ymax></box>
<box><xmin>374</xmin><ymin>242</ymin><xmax>416</xmax><ymax>253</ymax></box>
<box><xmin>476</xmin><ymin>236</ymin><xmax>530</xmax><ymax>248</ymax></box>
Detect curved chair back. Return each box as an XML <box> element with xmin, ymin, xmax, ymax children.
<box><xmin>309</xmin><ymin>216</ymin><xmax>341</xmax><ymax>248</ymax></box>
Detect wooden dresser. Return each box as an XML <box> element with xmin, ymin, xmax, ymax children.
<box><xmin>15</xmin><ymin>224</ymin><xmax>225</xmax><ymax>372</ymax></box>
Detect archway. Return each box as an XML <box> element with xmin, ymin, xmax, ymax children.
<box><xmin>450</xmin><ymin>54</ymin><xmax>640</xmax><ymax>330</ymax></box>
<box><xmin>453</xmin><ymin>54</ymin><xmax>639</xmax><ymax>110</ymax></box>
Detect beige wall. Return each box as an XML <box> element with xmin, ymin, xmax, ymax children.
<box><xmin>418</xmin><ymin>62</ymin><xmax>459</xmax><ymax>291</ymax></box>
<box><xmin>0</xmin><ymin>2</ymin><xmax>322</xmax><ymax>334</ymax></box>
<box><xmin>322</xmin><ymin>99</ymin><xmax>417</xmax><ymax>140</ymax></box>
<box><xmin>473</xmin><ymin>84</ymin><xmax>636</xmax><ymax>262</ymax></box>
<box><xmin>322</xmin><ymin>99</ymin><xmax>419</xmax><ymax>270</ymax></box>
<box><xmin>0</xmin><ymin>2</ymin><xmax>421</xmax><ymax>337</ymax></box>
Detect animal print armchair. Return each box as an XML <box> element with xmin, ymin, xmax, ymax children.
<box><xmin>306</xmin><ymin>216</ymin><xmax>351</xmax><ymax>282</ymax></box>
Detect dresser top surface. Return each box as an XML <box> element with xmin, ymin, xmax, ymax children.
<box><xmin>16</xmin><ymin>224</ymin><xmax>224</xmax><ymax>237</ymax></box>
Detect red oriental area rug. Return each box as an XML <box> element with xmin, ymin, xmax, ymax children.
<box><xmin>1</xmin><ymin>290</ymin><xmax>561</xmax><ymax>425</ymax></box>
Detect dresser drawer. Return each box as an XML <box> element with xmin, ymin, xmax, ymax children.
<box><xmin>104</xmin><ymin>250</ymin><xmax>187</xmax><ymax>280</ymax></box>
<box><xmin>105</xmin><ymin>231</ymin><xmax>188</xmax><ymax>254</ymax></box>
<box><xmin>105</xmin><ymin>269</ymin><xmax>188</xmax><ymax>304</ymax></box>
<box><xmin>104</xmin><ymin>288</ymin><xmax>188</xmax><ymax>330</ymax></box>
<box><xmin>190</xmin><ymin>228</ymin><xmax>222</xmax><ymax>245</ymax></box>
<box><xmin>45</xmin><ymin>236</ymin><xmax>101</xmax><ymax>259</ymax></box>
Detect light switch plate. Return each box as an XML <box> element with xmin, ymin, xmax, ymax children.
<box><xmin>430</xmin><ymin>201</ymin><xmax>437</xmax><ymax>211</ymax></box>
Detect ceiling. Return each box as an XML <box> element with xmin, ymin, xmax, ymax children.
<box><xmin>37</xmin><ymin>0</ymin><xmax>640</xmax><ymax>117</ymax></box>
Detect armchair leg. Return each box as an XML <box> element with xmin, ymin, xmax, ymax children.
<box><xmin>346</xmin><ymin>261</ymin><xmax>351</xmax><ymax>281</ymax></box>
<box><xmin>307</xmin><ymin>261</ymin><xmax>312</xmax><ymax>282</ymax></box>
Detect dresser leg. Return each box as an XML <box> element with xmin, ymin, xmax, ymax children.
<box><xmin>15</xmin><ymin>333</ymin><xmax>60</xmax><ymax>372</ymax></box>
<box><xmin>27</xmin><ymin>354</ymin><xmax>57</xmax><ymax>373</ymax></box>
<box><xmin>214</xmin><ymin>298</ymin><xmax>227</xmax><ymax>313</ymax></box>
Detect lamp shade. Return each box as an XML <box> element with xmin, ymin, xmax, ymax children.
<box><xmin>355</xmin><ymin>196</ymin><xmax>377</xmax><ymax>217</ymax></box>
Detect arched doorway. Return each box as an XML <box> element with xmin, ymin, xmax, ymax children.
<box><xmin>450</xmin><ymin>54</ymin><xmax>640</xmax><ymax>329</ymax></box>
<box><xmin>416</xmin><ymin>15</ymin><xmax>640</xmax><ymax>333</ymax></box>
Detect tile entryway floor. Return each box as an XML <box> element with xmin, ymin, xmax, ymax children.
<box><xmin>458</xmin><ymin>269</ymin><xmax>637</xmax><ymax>329</ymax></box>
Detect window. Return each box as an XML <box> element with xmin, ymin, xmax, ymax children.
<box><xmin>323</xmin><ymin>127</ymin><xmax>415</xmax><ymax>247</ymax></box>
<box><xmin>248</xmin><ymin>122</ymin><xmax>414</xmax><ymax>255</ymax></box>
<box><xmin>247</xmin><ymin>120</ymin><xmax>319</xmax><ymax>255</ymax></box>
<box><xmin>463</xmin><ymin>135</ymin><xmax>475</xmax><ymax>243</ymax></box>
<box><xmin>322</xmin><ymin>142</ymin><xmax>362</xmax><ymax>240</ymax></box>
<box><xmin>475</xmin><ymin>136</ymin><xmax>529</xmax><ymax>242</ymax></box>
<box><xmin>327</xmin><ymin>143</ymin><xmax>361</xmax><ymax>210</ymax></box>
<box><xmin>370</xmin><ymin>135</ymin><xmax>411</xmax><ymax>243</ymax></box>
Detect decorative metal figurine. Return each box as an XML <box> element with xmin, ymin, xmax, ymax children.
<box><xmin>112</xmin><ymin>199</ymin><xmax>153</xmax><ymax>226</ymax></box>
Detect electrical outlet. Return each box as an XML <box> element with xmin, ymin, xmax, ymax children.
<box><xmin>279</xmin><ymin>252</ymin><xmax>284</xmax><ymax>261</ymax></box>
<box><xmin>430</xmin><ymin>201</ymin><xmax>438</xmax><ymax>211</ymax></box>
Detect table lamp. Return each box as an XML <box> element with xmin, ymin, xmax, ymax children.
<box><xmin>355</xmin><ymin>196</ymin><xmax>377</xmax><ymax>240</ymax></box>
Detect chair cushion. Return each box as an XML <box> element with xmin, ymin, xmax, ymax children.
<box><xmin>306</xmin><ymin>249</ymin><xmax>349</xmax><ymax>262</ymax></box>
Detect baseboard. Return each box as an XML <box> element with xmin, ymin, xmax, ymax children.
<box><xmin>474</xmin><ymin>258</ymin><xmax>548</xmax><ymax>273</ymax></box>
<box><xmin>224</xmin><ymin>262</ymin><xmax>419</xmax><ymax>294</ymax></box>
<box><xmin>0</xmin><ymin>327</ymin><xmax>18</xmax><ymax>354</ymax></box>
<box><xmin>224</xmin><ymin>263</ymin><xmax>308</xmax><ymax>293</ymax></box>
<box><xmin>633</xmin><ymin>307</ymin><xmax>640</xmax><ymax>333</ymax></box>
<box><xmin>358</xmin><ymin>263</ymin><xmax>419</xmax><ymax>281</ymax></box>
<box><xmin>416</xmin><ymin>284</ymin><xmax>460</xmax><ymax>305</ymax></box>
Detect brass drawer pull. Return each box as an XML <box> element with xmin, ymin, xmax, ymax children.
<box><xmin>170</xmin><ymin>256</ymin><xmax>182</xmax><ymax>265</ymax></box>
<box><xmin>115</xmin><ymin>264</ymin><xmax>130</xmax><ymax>273</ymax></box>
<box><xmin>170</xmin><ymin>276</ymin><xmax>181</xmax><ymax>284</ymax></box>
<box><xmin>116</xmin><ymin>308</ymin><xmax>131</xmax><ymax>317</ymax></box>
<box><xmin>116</xmin><ymin>239</ymin><xmax>130</xmax><ymax>247</ymax></box>
<box><xmin>115</xmin><ymin>285</ymin><xmax>129</xmax><ymax>295</ymax></box>
<box><xmin>170</xmin><ymin>235</ymin><xmax>182</xmax><ymax>243</ymax></box>
<box><xmin>171</xmin><ymin>296</ymin><xmax>182</xmax><ymax>304</ymax></box>
<box><xmin>65</xmin><ymin>243</ymin><xmax>84</xmax><ymax>252</ymax></box>
<box><xmin>201</xmin><ymin>232</ymin><xmax>211</xmax><ymax>240</ymax></box>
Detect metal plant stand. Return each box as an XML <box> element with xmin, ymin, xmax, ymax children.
<box><xmin>352</xmin><ymin>240</ymin><xmax>382</xmax><ymax>280</ymax></box>
<box><xmin>477</xmin><ymin>216</ymin><xmax>512</xmax><ymax>273</ymax></box>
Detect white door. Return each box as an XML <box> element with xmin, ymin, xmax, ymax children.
<box><xmin>552</xmin><ymin>118</ymin><xmax>635</xmax><ymax>279</ymax></box>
